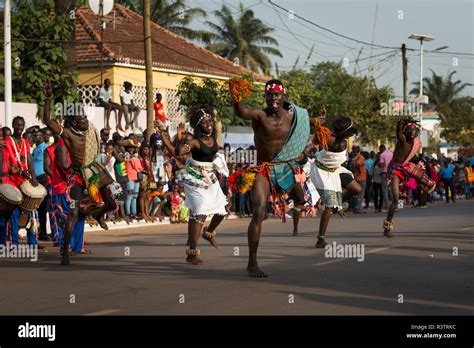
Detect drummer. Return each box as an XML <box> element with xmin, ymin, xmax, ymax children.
<box><xmin>2</xmin><ymin>116</ymin><xmax>41</xmax><ymax>247</ymax></box>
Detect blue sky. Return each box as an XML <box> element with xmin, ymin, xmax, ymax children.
<box><xmin>187</xmin><ymin>0</ymin><xmax>474</xmax><ymax>97</ymax></box>
<box><xmin>1</xmin><ymin>0</ymin><xmax>471</xmax><ymax>97</ymax></box>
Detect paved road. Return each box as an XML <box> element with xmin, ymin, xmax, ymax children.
<box><xmin>0</xmin><ymin>200</ymin><xmax>473</xmax><ymax>315</ymax></box>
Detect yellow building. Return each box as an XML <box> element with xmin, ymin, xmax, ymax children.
<box><xmin>75</xmin><ymin>4</ymin><xmax>265</xmax><ymax>124</ymax></box>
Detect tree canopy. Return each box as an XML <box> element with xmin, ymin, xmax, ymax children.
<box><xmin>205</xmin><ymin>3</ymin><xmax>282</xmax><ymax>75</ymax></box>
<box><xmin>0</xmin><ymin>0</ymin><xmax>79</xmax><ymax>119</ymax></box>
<box><xmin>410</xmin><ymin>69</ymin><xmax>473</xmax><ymax>147</ymax></box>
<box><xmin>116</xmin><ymin>0</ymin><xmax>211</xmax><ymax>42</ymax></box>
<box><xmin>280</xmin><ymin>62</ymin><xmax>396</xmax><ymax>145</ymax></box>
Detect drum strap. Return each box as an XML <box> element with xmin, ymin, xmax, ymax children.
<box><xmin>9</xmin><ymin>136</ymin><xmax>28</xmax><ymax>169</ymax></box>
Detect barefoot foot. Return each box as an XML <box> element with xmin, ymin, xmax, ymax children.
<box><xmin>247</xmin><ymin>265</ymin><xmax>268</xmax><ymax>278</ymax></box>
<box><xmin>61</xmin><ymin>252</ymin><xmax>70</xmax><ymax>265</ymax></box>
<box><xmin>95</xmin><ymin>216</ymin><xmax>109</xmax><ymax>230</ymax></box>
<box><xmin>315</xmin><ymin>237</ymin><xmax>327</xmax><ymax>248</ymax></box>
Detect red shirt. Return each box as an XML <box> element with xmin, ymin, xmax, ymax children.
<box><xmin>52</xmin><ymin>139</ymin><xmax>71</xmax><ymax>195</ymax></box>
<box><xmin>0</xmin><ymin>147</ymin><xmax>10</xmax><ymax>184</ymax></box>
<box><xmin>45</xmin><ymin>145</ymin><xmax>55</xmax><ymax>186</ymax></box>
<box><xmin>153</xmin><ymin>102</ymin><xmax>166</xmax><ymax>123</ymax></box>
<box><xmin>126</xmin><ymin>157</ymin><xmax>143</xmax><ymax>181</ymax></box>
<box><xmin>4</xmin><ymin>137</ymin><xmax>31</xmax><ymax>188</ymax></box>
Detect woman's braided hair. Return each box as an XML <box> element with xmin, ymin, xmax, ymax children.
<box><xmin>187</xmin><ymin>106</ymin><xmax>217</xmax><ymax>139</ymax></box>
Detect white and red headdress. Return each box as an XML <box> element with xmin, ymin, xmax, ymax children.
<box><xmin>265</xmin><ymin>83</ymin><xmax>286</xmax><ymax>95</ymax></box>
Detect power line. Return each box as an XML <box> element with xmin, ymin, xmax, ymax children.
<box><xmin>268</xmin><ymin>0</ymin><xmax>397</xmax><ymax>50</ymax></box>
<box><xmin>374</xmin><ymin>57</ymin><xmax>397</xmax><ymax>80</ymax></box>
<box><xmin>190</xmin><ymin>2</ymin><xmax>312</xmax><ymax>57</ymax></box>
<box><xmin>202</xmin><ymin>0</ymin><xmax>357</xmax><ymax>60</ymax></box>
<box><xmin>357</xmin><ymin>49</ymin><xmax>399</xmax><ymax>62</ymax></box>
<box><xmin>269</xmin><ymin>1</ymin><xmax>311</xmax><ymax>51</ymax></box>
<box><xmin>268</xmin><ymin>0</ymin><xmax>474</xmax><ymax>58</ymax></box>
<box><xmin>356</xmin><ymin>52</ymin><xmax>399</xmax><ymax>75</ymax></box>
<box><xmin>410</xmin><ymin>49</ymin><xmax>474</xmax><ymax>57</ymax></box>
<box><xmin>262</xmin><ymin>1</ymin><xmax>359</xmax><ymax>50</ymax></box>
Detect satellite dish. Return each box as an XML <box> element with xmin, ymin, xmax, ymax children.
<box><xmin>89</xmin><ymin>0</ymin><xmax>114</xmax><ymax>16</ymax></box>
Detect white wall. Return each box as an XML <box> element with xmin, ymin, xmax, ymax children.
<box><xmin>0</xmin><ymin>102</ymin><xmax>148</xmax><ymax>134</ymax></box>
<box><xmin>0</xmin><ymin>102</ymin><xmax>38</xmax><ymax>129</ymax></box>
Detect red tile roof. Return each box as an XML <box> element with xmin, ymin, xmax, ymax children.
<box><xmin>75</xmin><ymin>4</ymin><xmax>267</xmax><ymax>81</ymax></box>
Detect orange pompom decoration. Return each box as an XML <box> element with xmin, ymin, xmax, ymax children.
<box><xmin>229</xmin><ymin>78</ymin><xmax>253</xmax><ymax>103</ymax></box>
<box><xmin>312</xmin><ymin>117</ymin><xmax>332</xmax><ymax>150</ymax></box>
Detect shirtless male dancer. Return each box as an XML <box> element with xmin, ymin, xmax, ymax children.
<box><xmin>231</xmin><ymin>79</ymin><xmax>309</xmax><ymax>277</ymax></box>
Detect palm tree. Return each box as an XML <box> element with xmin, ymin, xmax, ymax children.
<box><xmin>410</xmin><ymin>69</ymin><xmax>472</xmax><ymax>109</ymax></box>
<box><xmin>116</xmin><ymin>0</ymin><xmax>211</xmax><ymax>42</ymax></box>
<box><xmin>205</xmin><ymin>3</ymin><xmax>282</xmax><ymax>74</ymax></box>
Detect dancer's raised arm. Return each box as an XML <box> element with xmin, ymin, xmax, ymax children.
<box><xmin>232</xmin><ymin>101</ymin><xmax>266</xmax><ymax>121</ymax></box>
<box><xmin>155</xmin><ymin>121</ymin><xmax>197</xmax><ymax>157</ymax></box>
<box><xmin>43</xmin><ymin>80</ymin><xmax>62</xmax><ymax>135</ymax></box>
<box><xmin>229</xmin><ymin>79</ymin><xmax>265</xmax><ymax>121</ymax></box>
<box><xmin>396</xmin><ymin>117</ymin><xmax>406</xmax><ymax>144</ymax></box>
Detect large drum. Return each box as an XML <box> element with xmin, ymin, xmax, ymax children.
<box><xmin>19</xmin><ymin>181</ymin><xmax>47</xmax><ymax>211</ymax></box>
<box><xmin>0</xmin><ymin>183</ymin><xmax>23</xmax><ymax>214</ymax></box>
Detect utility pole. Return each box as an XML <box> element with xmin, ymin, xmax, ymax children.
<box><xmin>100</xmin><ymin>0</ymin><xmax>104</xmax><ymax>85</ymax></box>
<box><xmin>4</xmin><ymin>0</ymin><xmax>12</xmax><ymax>128</ymax></box>
<box><xmin>401</xmin><ymin>44</ymin><xmax>408</xmax><ymax>103</ymax></box>
<box><xmin>143</xmin><ymin>0</ymin><xmax>154</xmax><ymax>139</ymax></box>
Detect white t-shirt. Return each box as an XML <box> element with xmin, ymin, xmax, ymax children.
<box><xmin>99</xmin><ymin>87</ymin><xmax>112</xmax><ymax>102</ymax></box>
<box><xmin>120</xmin><ymin>90</ymin><xmax>134</xmax><ymax>105</ymax></box>
<box><xmin>98</xmin><ymin>153</ymin><xmax>116</xmax><ymax>181</ymax></box>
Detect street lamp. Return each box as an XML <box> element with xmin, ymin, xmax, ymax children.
<box><xmin>432</xmin><ymin>45</ymin><xmax>448</xmax><ymax>51</ymax></box>
<box><xmin>409</xmin><ymin>34</ymin><xmax>435</xmax><ymax>122</ymax></box>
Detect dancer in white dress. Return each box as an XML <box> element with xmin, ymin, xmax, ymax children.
<box><xmin>310</xmin><ymin>115</ymin><xmax>362</xmax><ymax>248</ymax></box>
<box><xmin>156</xmin><ymin>107</ymin><xmax>228</xmax><ymax>265</ymax></box>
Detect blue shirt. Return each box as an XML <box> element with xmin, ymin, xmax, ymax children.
<box><xmin>440</xmin><ymin>166</ymin><xmax>454</xmax><ymax>180</ymax></box>
<box><xmin>32</xmin><ymin>142</ymin><xmax>47</xmax><ymax>176</ymax></box>
<box><xmin>365</xmin><ymin>159</ymin><xmax>374</xmax><ymax>175</ymax></box>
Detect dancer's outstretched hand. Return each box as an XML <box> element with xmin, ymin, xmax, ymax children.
<box><xmin>177</xmin><ymin>122</ymin><xmax>186</xmax><ymax>141</ymax></box>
